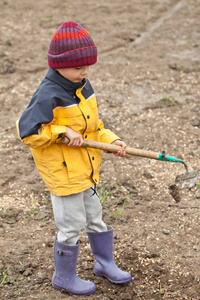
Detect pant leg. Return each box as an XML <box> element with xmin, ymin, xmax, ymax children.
<box><xmin>51</xmin><ymin>192</ymin><xmax>86</xmax><ymax>245</ymax></box>
<box><xmin>83</xmin><ymin>186</ymin><xmax>107</xmax><ymax>233</ymax></box>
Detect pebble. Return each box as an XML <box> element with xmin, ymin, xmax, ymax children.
<box><xmin>23</xmin><ymin>268</ymin><xmax>32</xmax><ymax>276</ymax></box>
<box><xmin>162</xmin><ymin>229</ymin><xmax>170</xmax><ymax>235</ymax></box>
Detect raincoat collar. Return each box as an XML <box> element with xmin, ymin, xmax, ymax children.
<box><xmin>45</xmin><ymin>68</ymin><xmax>86</xmax><ymax>92</ymax></box>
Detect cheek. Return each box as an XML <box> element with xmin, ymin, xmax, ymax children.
<box><xmin>73</xmin><ymin>71</ymin><xmax>80</xmax><ymax>77</ymax></box>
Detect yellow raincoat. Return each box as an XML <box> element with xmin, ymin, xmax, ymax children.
<box><xmin>16</xmin><ymin>68</ymin><xmax>120</xmax><ymax>196</ymax></box>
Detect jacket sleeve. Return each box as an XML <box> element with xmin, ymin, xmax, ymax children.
<box><xmin>16</xmin><ymin>93</ymin><xmax>66</xmax><ymax>149</ymax></box>
<box><xmin>98</xmin><ymin>119</ymin><xmax>121</xmax><ymax>144</ymax></box>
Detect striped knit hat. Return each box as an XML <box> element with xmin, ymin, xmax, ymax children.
<box><xmin>47</xmin><ymin>21</ymin><xmax>97</xmax><ymax>69</ymax></box>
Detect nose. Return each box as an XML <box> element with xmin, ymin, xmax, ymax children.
<box><xmin>81</xmin><ymin>66</ymin><xmax>89</xmax><ymax>76</ymax></box>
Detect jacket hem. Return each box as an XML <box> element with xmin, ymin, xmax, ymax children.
<box><xmin>49</xmin><ymin>181</ymin><xmax>96</xmax><ymax>197</ymax></box>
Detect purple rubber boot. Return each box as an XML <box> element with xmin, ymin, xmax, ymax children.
<box><xmin>87</xmin><ymin>226</ymin><xmax>131</xmax><ymax>284</ymax></box>
<box><xmin>52</xmin><ymin>236</ymin><xmax>96</xmax><ymax>296</ymax></box>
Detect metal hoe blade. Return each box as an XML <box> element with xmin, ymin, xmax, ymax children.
<box><xmin>175</xmin><ymin>168</ymin><xmax>198</xmax><ymax>189</ymax></box>
<box><xmin>176</xmin><ymin>170</ymin><xmax>198</xmax><ymax>182</ymax></box>
<box><xmin>174</xmin><ymin>160</ymin><xmax>198</xmax><ymax>188</ymax></box>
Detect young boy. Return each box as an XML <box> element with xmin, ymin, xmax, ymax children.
<box><xmin>16</xmin><ymin>21</ymin><xmax>131</xmax><ymax>296</ymax></box>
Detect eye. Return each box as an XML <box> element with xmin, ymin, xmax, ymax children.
<box><xmin>75</xmin><ymin>67</ymin><xmax>81</xmax><ymax>70</ymax></box>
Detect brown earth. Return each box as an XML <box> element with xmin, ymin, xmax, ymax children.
<box><xmin>0</xmin><ymin>0</ymin><xmax>200</xmax><ymax>299</ymax></box>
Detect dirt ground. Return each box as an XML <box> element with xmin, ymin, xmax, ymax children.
<box><xmin>0</xmin><ymin>0</ymin><xmax>200</xmax><ymax>299</ymax></box>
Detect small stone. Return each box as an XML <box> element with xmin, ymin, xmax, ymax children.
<box><xmin>196</xmin><ymin>190</ymin><xmax>200</xmax><ymax>199</ymax></box>
<box><xmin>163</xmin><ymin>229</ymin><xmax>170</xmax><ymax>235</ymax></box>
<box><xmin>143</xmin><ymin>171</ymin><xmax>153</xmax><ymax>179</ymax></box>
<box><xmin>23</xmin><ymin>268</ymin><xmax>32</xmax><ymax>276</ymax></box>
<box><xmin>191</xmin><ymin>119</ymin><xmax>200</xmax><ymax>127</ymax></box>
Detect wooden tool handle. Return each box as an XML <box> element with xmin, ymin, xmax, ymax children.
<box><xmin>62</xmin><ymin>136</ymin><xmax>159</xmax><ymax>160</ymax></box>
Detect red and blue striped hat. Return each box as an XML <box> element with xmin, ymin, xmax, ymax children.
<box><xmin>47</xmin><ymin>21</ymin><xmax>97</xmax><ymax>69</ymax></box>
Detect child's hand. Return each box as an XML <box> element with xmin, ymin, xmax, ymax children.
<box><xmin>111</xmin><ymin>140</ymin><xmax>127</xmax><ymax>157</ymax></box>
<box><xmin>65</xmin><ymin>127</ymin><xmax>83</xmax><ymax>147</ymax></box>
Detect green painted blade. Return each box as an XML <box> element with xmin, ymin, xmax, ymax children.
<box><xmin>176</xmin><ymin>170</ymin><xmax>198</xmax><ymax>181</ymax></box>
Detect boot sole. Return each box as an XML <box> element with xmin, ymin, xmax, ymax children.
<box><xmin>52</xmin><ymin>282</ymin><xmax>96</xmax><ymax>296</ymax></box>
<box><xmin>94</xmin><ymin>272</ymin><xmax>131</xmax><ymax>284</ymax></box>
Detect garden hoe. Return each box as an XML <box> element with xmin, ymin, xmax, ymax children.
<box><xmin>62</xmin><ymin>137</ymin><xmax>198</xmax><ymax>189</ymax></box>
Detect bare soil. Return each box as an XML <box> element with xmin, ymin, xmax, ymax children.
<box><xmin>0</xmin><ymin>0</ymin><xmax>200</xmax><ymax>299</ymax></box>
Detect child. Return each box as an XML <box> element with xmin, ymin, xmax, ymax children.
<box><xmin>16</xmin><ymin>21</ymin><xmax>131</xmax><ymax>296</ymax></box>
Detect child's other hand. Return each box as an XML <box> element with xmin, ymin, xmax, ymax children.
<box><xmin>111</xmin><ymin>140</ymin><xmax>127</xmax><ymax>157</ymax></box>
<box><xmin>65</xmin><ymin>127</ymin><xmax>83</xmax><ymax>147</ymax></box>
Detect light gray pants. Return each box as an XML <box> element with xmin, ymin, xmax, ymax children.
<box><xmin>51</xmin><ymin>186</ymin><xmax>107</xmax><ymax>245</ymax></box>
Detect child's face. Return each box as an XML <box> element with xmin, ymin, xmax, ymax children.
<box><xmin>57</xmin><ymin>66</ymin><xmax>89</xmax><ymax>82</ymax></box>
